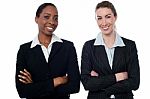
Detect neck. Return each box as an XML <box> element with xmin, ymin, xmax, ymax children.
<box><xmin>38</xmin><ymin>33</ymin><xmax>52</xmax><ymax>47</ymax></box>
<box><xmin>102</xmin><ymin>32</ymin><xmax>116</xmax><ymax>48</ymax></box>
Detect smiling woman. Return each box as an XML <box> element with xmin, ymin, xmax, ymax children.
<box><xmin>81</xmin><ymin>1</ymin><xmax>140</xmax><ymax>99</ymax></box>
<box><xmin>15</xmin><ymin>3</ymin><xmax>80</xmax><ymax>99</ymax></box>
<box><xmin>35</xmin><ymin>4</ymin><xmax>58</xmax><ymax>36</ymax></box>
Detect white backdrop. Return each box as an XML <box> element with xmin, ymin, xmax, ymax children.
<box><xmin>0</xmin><ymin>0</ymin><xmax>149</xmax><ymax>98</ymax></box>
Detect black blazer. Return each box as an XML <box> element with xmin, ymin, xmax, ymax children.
<box><xmin>16</xmin><ymin>39</ymin><xmax>80</xmax><ymax>99</ymax></box>
<box><xmin>81</xmin><ymin>37</ymin><xmax>140</xmax><ymax>99</ymax></box>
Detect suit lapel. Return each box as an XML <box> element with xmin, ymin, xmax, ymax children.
<box><xmin>94</xmin><ymin>46</ymin><xmax>112</xmax><ymax>73</ymax></box>
<box><xmin>48</xmin><ymin>42</ymin><xmax>62</xmax><ymax>62</ymax></box>
<box><xmin>30</xmin><ymin>45</ymin><xmax>47</xmax><ymax>63</ymax></box>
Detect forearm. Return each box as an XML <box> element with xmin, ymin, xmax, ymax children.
<box><xmin>56</xmin><ymin>69</ymin><xmax>80</xmax><ymax>94</ymax></box>
<box><xmin>81</xmin><ymin>74</ymin><xmax>116</xmax><ymax>91</ymax></box>
<box><xmin>104</xmin><ymin>80</ymin><xmax>131</xmax><ymax>96</ymax></box>
<box><xmin>104</xmin><ymin>72</ymin><xmax>140</xmax><ymax>95</ymax></box>
<box><xmin>16</xmin><ymin>78</ymin><xmax>55</xmax><ymax>98</ymax></box>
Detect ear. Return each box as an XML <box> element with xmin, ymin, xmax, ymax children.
<box><xmin>35</xmin><ymin>17</ymin><xmax>38</xmax><ymax>24</ymax></box>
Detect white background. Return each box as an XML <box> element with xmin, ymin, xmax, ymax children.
<box><xmin>0</xmin><ymin>0</ymin><xmax>149</xmax><ymax>98</ymax></box>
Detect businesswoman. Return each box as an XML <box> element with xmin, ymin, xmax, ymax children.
<box><xmin>81</xmin><ymin>1</ymin><xmax>140</xmax><ymax>99</ymax></box>
<box><xmin>15</xmin><ymin>3</ymin><xmax>80</xmax><ymax>99</ymax></box>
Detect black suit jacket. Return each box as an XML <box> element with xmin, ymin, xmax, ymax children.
<box><xmin>16</xmin><ymin>39</ymin><xmax>80</xmax><ymax>99</ymax></box>
<box><xmin>81</xmin><ymin>37</ymin><xmax>140</xmax><ymax>99</ymax></box>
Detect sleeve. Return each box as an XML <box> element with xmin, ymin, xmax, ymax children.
<box><xmin>81</xmin><ymin>42</ymin><xmax>116</xmax><ymax>92</ymax></box>
<box><xmin>104</xmin><ymin>41</ymin><xmax>140</xmax><ymax>96</ymax></box>
<box><xmin>15</xmin><ymin>45</ymin><xmax>55</xmax><ymax>98</ymax></box>
<box><xmin>56</xmin><ymin>42</ymin><xmax>80</xmax><ymax>94</ymax></box>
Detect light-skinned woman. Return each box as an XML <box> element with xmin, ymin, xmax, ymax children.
<box><xmin>81</xmin><ymin>1</ymin><xmax>140</xmax><ymax>99</ymax></box>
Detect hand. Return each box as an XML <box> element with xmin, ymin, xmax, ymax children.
<box><xmin>90</xmin><ymin>70</ymin><xmax>99</xmax><ymax>77</ymax></box>
<box><xmin>53</xmin><ymin>75</ymin><xmax>68</xmax><ymax>87</ymax></box>
<box><xmin>18</xmin><ymin>69</ymin><xmax>32</xmax><ymax>84</ymax></box>
<box><xmin>115</xmin><ymin>72</ymin><xmax>128</xmax><ymax>82</ymax></box>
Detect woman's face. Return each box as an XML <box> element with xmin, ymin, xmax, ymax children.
<box><xmin>96</xmin><ymin>7</ymin><xmax>116</xmax><ymax>35</ymax></box>
<box><xmin>35</xmin><ymin>6</ymin><xmax>58</xmax><ymax>36</ymax></box>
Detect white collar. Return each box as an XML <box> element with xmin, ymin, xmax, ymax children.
<box><xmin>30</xmin><ymin>34</ymin><xmax>63</xmax><ymax>48</ymax></box>
<box><xmin>94</xmin><ymin>32</ymin><xmax>125</xmax><ymax>47</ymax></box>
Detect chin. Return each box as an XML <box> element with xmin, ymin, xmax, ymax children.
<box><xmin>102</xmin><ymin>31</ymin><xmax>110</xmax><ymax>35</ymax></box>
<box><xmin>45</xmin><ymin>32</ymin><xmax>53</xmax><ymax>36</ymax></box>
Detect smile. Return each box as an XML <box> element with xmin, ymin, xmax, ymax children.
<box><xmin>47</xmin><ymin>27</ymin><xmax>54</xmax><ymax>30</ymax></box>
<box><xmin>102</xmin><ymin>26</ymin><xmax>109</xmax><ymax>30</ymax></box>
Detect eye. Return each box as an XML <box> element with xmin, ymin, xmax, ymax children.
<box><xmin>44</xmin><ymin>16</ymin><xmax>50</xmax><ymax>19</ymax></box>
<box><xmin>53</xmin><ymin>16</ymin><xmax>58</xmax><ymax>22</ymax></box>
<box><xmin>97</xmin><ymin>17</ymin><xmax>102</xmax><ymax>20</ymax></box>
<box><xmin>106</xmin><ymin>15</ymin><xmax>111</xmax><ymax>19</ymax></box>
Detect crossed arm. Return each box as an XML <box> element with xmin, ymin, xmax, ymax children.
<box><xmin>16</xmin><ymin>43</ymin><xmax>80</xmax><ymax>98</ymax></box>
<box><xmin>18</xmin><ymin>69</ymin><xmax>68</xmax><ymax>87</ymax></box>
<box><xmin>81</xmin><ymin>41</ymin><xmax>140</xmax><ymax>96</ymax></box>
<box><xmin>90</xmin><ymin>70</ymin><xmax>128</xmax><ymax>82</ymax></box>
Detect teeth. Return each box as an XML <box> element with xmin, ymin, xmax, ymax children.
<box><xmin>103</xmin><ymin>27</ymin><xmax>109</xmax><ymax>30</ymax></box>
<box><xmin>47</xmin><ymin>27</ymin><xmax>53</xmax><ymax>30</ymax></box>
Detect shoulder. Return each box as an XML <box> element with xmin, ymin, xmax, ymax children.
<box><xmin>83</xmin><ymin>39</ymin><xmax>96</xmax><ymax>48</ymax></box>
<box><xmin>61</xmin><ymin>39</ymin><xmax>74</xmax><ymax>47</ymax></box>
<box><xmin>19</xmin><ymin>41</ymin><xmax>32</xmax><ymax>50</ymax></box>
<box><xmin>121</xmin><ymin>37</ymin><xmax>136</xmax><ymax>47</ymax></box>
<box><xmin>17</xmin><ymin>41</ymin><xmax>32</xmax><ymax>56</ymax></box>
<box><xmin>61</xmin><ymin>39</ymin><xmax>73</xmax><ymax>44</ymax></box>
<box><xmin>61</xmin><ymin>39</ymin><xmax>77</xmax><ymax>53</ymax></box>
<box><xmin>81</xmin><ymin>39</ymin><xmax>96</xmax><ymax>53</ymax></box>
<box><xmin>84</xmin><ymin>39</ymin><xmax>96</xmax><ymax>46</ymax></box>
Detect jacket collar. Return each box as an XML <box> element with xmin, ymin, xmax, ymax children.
<box><xmin>30</xmin><ymin>34</ymin><xmax>63</xmax><ymax>48</ymax></box>
<box><xmin>94</xmin><ymin>32</ymin><xmax>125</xmax><ymax>48</ymax></box>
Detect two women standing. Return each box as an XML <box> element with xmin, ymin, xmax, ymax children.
<box><xmin>16</xmin><ymin>1</ymin><xmax>140</xmax><ymax>99</ymax></box>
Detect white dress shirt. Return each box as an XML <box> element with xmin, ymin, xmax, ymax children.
<box><xmin>30</xmin><ymin>34</ymin><xmax>63</xmax><ymax>62</ymax></box>
<box><xmin>94</xmin><ymin>32</ymin><xmax>125</xmax><ymax>98</ymax></box>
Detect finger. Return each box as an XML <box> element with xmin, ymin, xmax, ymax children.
<box><xmin>19</xmin><ymin>78</ymin><xmax>32</xmax><ymax>84</ymax></box>
<box><xmin>18</xmin><ymin>75</ymin><xmax>32</xmax><ymax>83</ymax></box>
<box><xmin>24</xmin><ymin>69</ymin><xmax>32</xmax><ymax>77</ymax></box>
<box><xmin>20</xmin><ymin>70</ymin><xmax>30</xmax><ymax>77</ymax></box>
<box><xmin>18</xmin><ymin>74</ymin><xmax>26</xmax><ymax>79</ymax></box>
<box><xmin>19</xmin><ymin>78</ymin><xmax>28</xmax><ymax>84</ymax></box>
<box><xmin>20</xmin><ymin>71</ymin><xmax>25</xmax><ymax>75</ymax></box>
<box><xmin>23</xmin><ymin>69</ymin><xmax>32</xmax><ymax>81</ymax></box>
<box><xmin>25</xmin><ymin>77</ymin><xmax>32</xmax><ymax>83</ymax></box>
<box><xmin>20</xmin><ymin>71</ymin><xmax>32</xmax><ymax>82</ymax></box>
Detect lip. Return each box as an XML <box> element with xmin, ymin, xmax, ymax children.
<box><xmin>103</xmin><ymin>27</ymin><xmax>109</xmax><ymax>30</ymax></box>
<box><xmin>101</xmin><ymin>26</ymin><xmax>109</xmax><ymax>31</ymax></box>
<box><xmin>46</xmin><ymin>26</ymin><xmax>54</xmax><ymax>31</ymax></box>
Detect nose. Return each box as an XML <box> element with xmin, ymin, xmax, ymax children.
<box><xmin>101</xmin><ymin>19</ymin><xmax>107</xmax><ymax>26</ymax></box>
<box><xmin>48</xmin><ymin>18</ymin><xmax>55</xmax><ymax>25</ymax></box>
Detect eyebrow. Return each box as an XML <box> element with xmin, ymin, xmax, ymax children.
<box><xmin>106</xmin><ymin>14</ymin><xmax>112</xmax><ymax>16</ymax></box>
<box><xmin>96</xmin><ymin>13</ymin><xmax>112</xmax><ymax>17</ymax></box>
<box><xmin>44</xmin><ymin>13</ymin><xmax>58</xmax><ymax>16</ymax></box>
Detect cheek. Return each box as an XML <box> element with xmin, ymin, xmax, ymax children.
<box><xmin>39</xmin><ymin>21</ymin><xmax>46</xmax><ymax>28</ymax></box>
<box><xmin>105</xmin><ymin>19</ymin><xmax>112</xmax><ymax>24</ymax></box>
<box><xmin>54</xmin><ymin>21</ymin><xmax>58</xmax><ymax>26</ymax></box>
<box><xmin>109</xmin><ymin>18</ymin><xmax>116</xmax><ymax>25</ymax></box>
<box><xmin>97</xmin><ymin>20</ymin><xmax>101</xmax><ymax>26</ymax></box>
